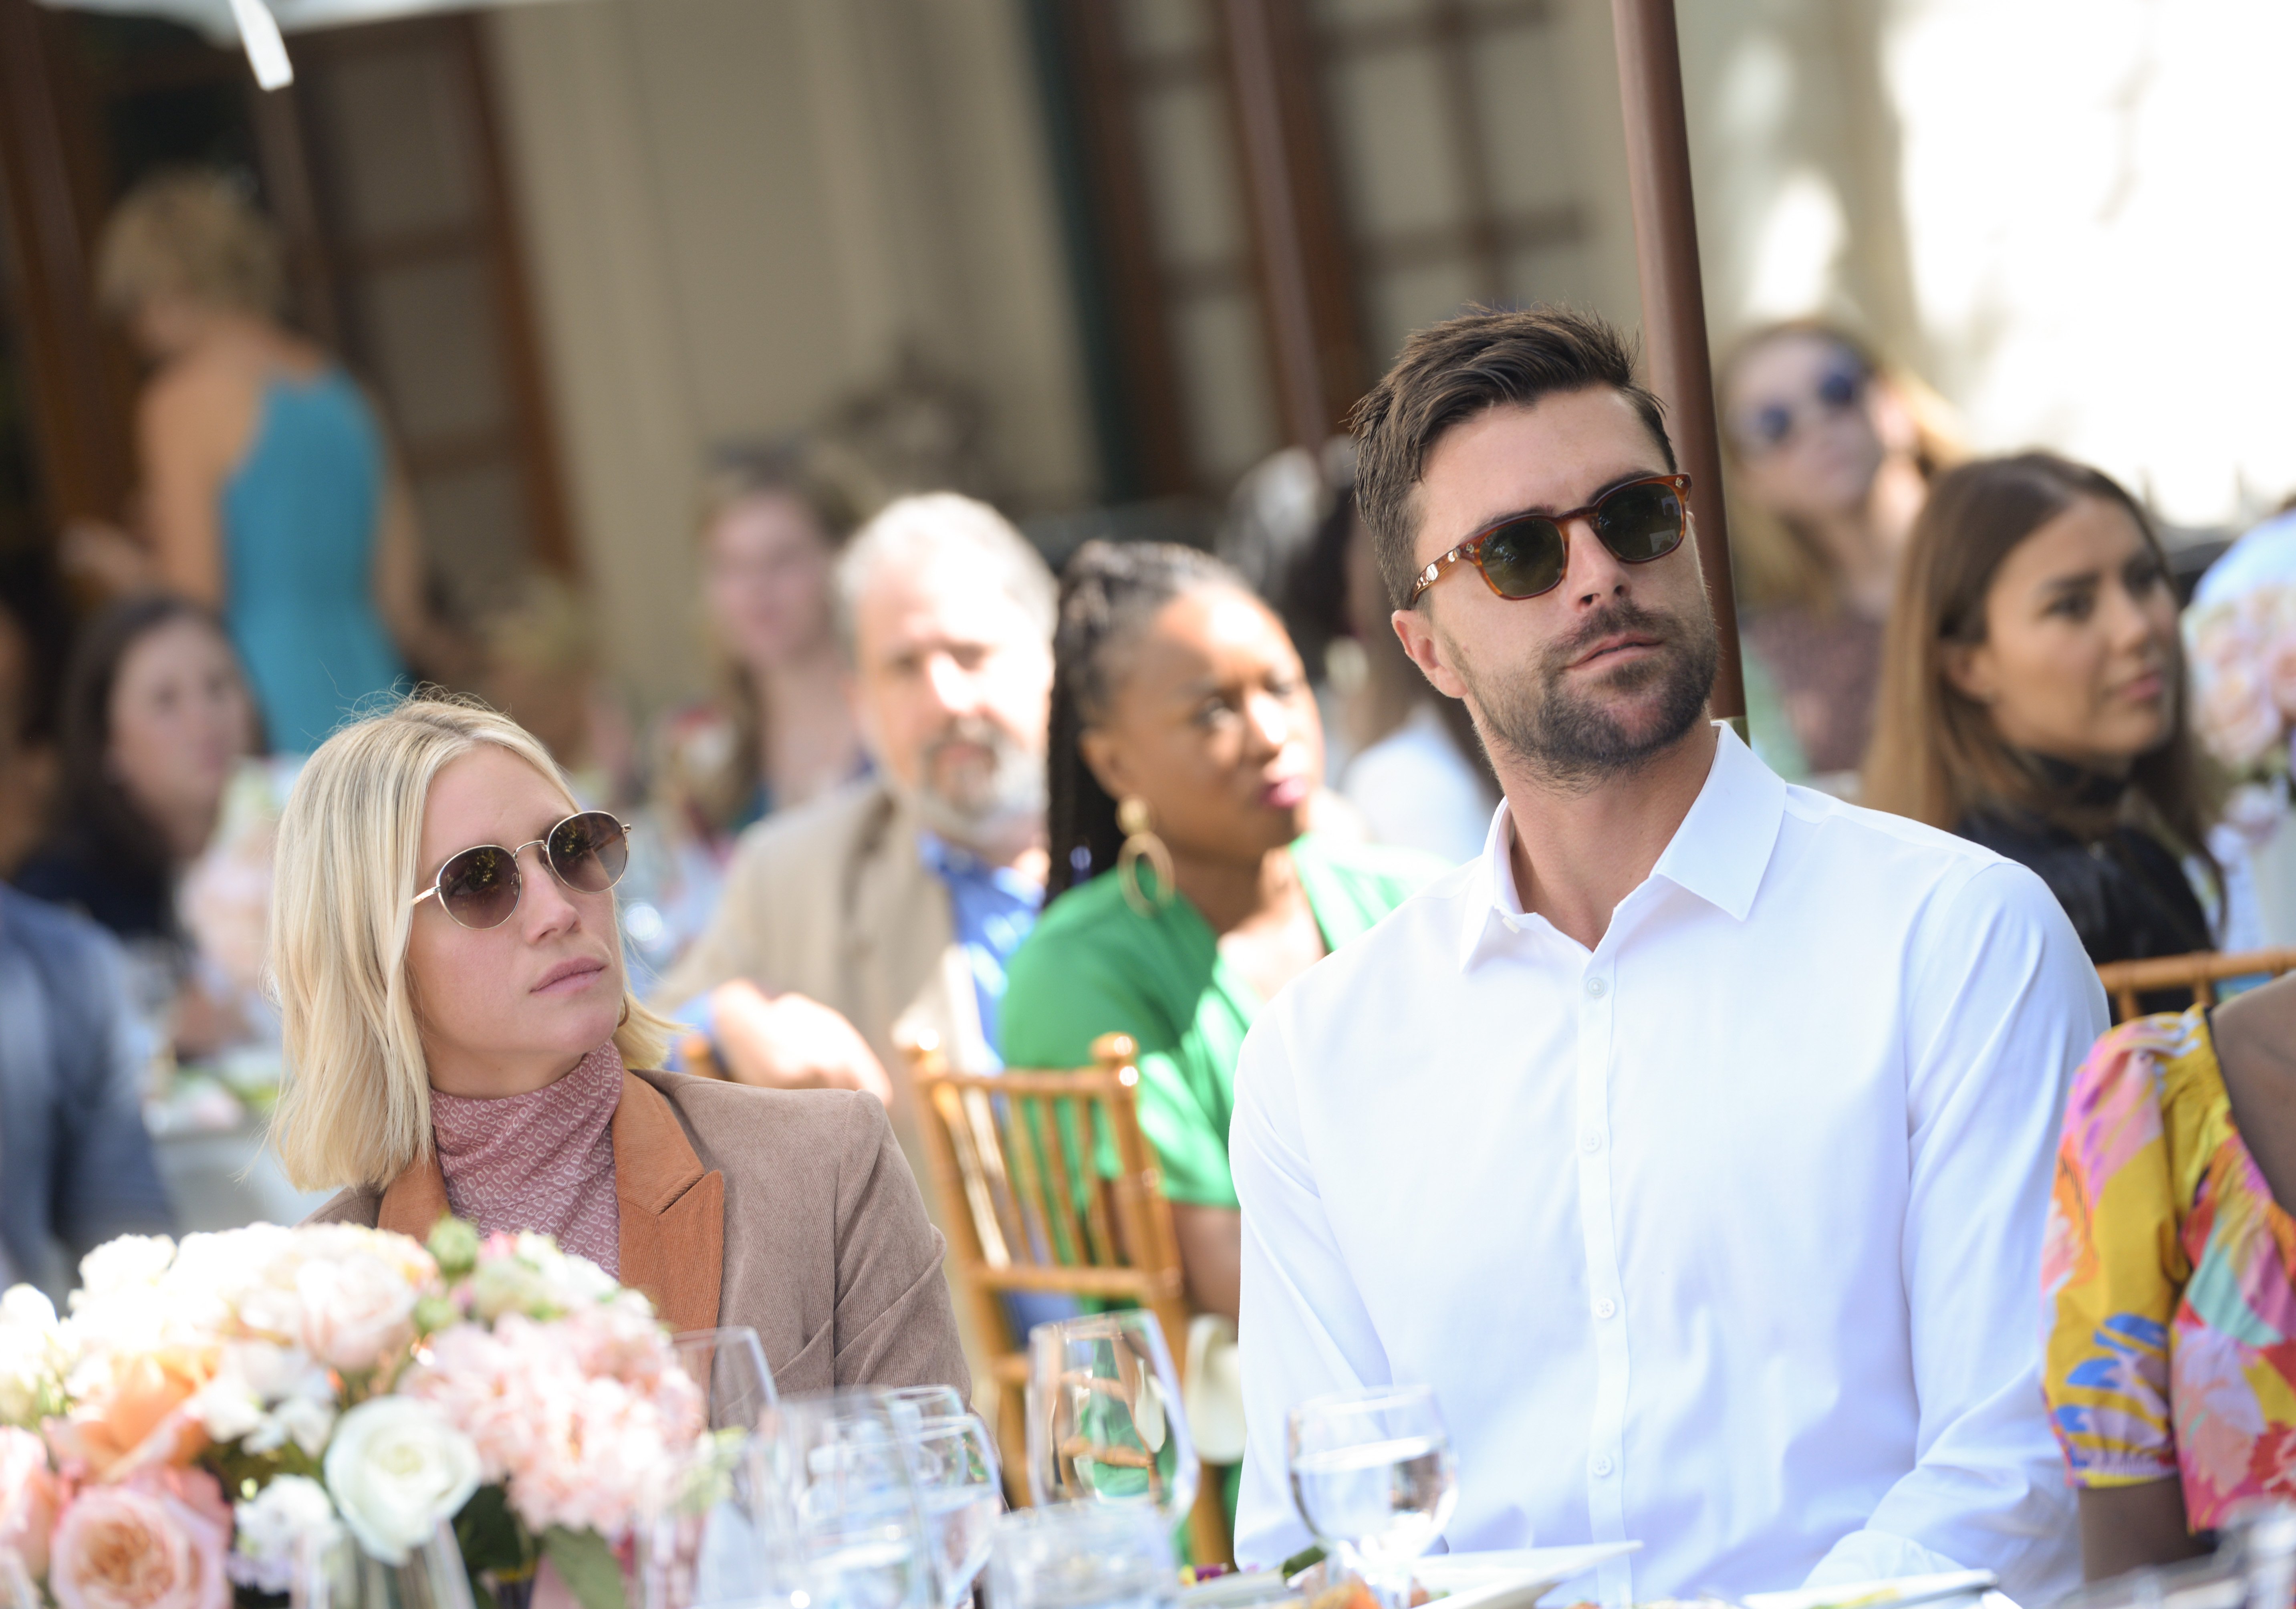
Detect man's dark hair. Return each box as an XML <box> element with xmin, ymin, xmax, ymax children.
<box><xmin>1351</xmin><ymin>305</ymin><xmax>1673</xmax><ymax>609</ymax></box>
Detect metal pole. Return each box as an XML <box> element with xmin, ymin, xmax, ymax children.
<box><xmin>1609</xmin><ymin>0</ymin><xmax>1747</xmax><ymax>724</ymax></box>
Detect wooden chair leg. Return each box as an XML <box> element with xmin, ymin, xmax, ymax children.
<box><xmin>998</xmin><ymin>1375</ymin><xmax>1031</xmax><ymax>1508</ymax></box>
<box><xmin>1188</xmin><ymin>1466</ymin><xmax>1234</xmax><ymax>1567</ymax></box>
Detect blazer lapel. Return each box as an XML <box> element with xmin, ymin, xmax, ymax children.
<box><xmin>613</xmin><ymin>1071</ymin><xmax>723</xmax><ymax>1336</ymax></box>
<box><xmin>376</xmin><ymin>1155</ymin><xmax>450</xmax><ymax>1242</ymax></box>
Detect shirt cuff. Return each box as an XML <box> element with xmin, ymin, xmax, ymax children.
<box><xmin>1804</xmin><ymin>1529</ymin><xmax>1969</xmax><ymax>1593</ymax></box>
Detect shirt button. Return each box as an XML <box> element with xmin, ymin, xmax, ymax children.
<box><xmin>1594</xmin><ymin>1297</ymin><xmax>1617</xmax><ymax>1320</ymax></box>
<box><xmin>1579</xmin><ymin>1132</ymin><xmax>1601</xmax><ymax>1155</ymax></box>
<box><xmin>1584</xmin><ymin>976</ymin><xmax>1607</xmax><ymax>998</ymax></box>
<box><xmin>1590</xmin><ymin>1455</ymin><xmax>1615</xmax><ymax>1478</ymax></box>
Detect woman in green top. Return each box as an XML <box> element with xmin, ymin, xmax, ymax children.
<box><xmin>1000</xmin><ymin>540</ymin><xmax>1442</xmax><ymax>1323</ymax></box>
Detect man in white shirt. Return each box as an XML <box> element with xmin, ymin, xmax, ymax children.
<box><xmin>1231</xmin><ymin>307</ymin><xmax>2102</xmax><ymax>1604</ymax></box>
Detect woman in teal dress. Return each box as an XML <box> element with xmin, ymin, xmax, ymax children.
<box><xmin>71</xmin><ymin>169</ymin><xmax>438</xmax><ymax>753</ymax></box>
<box><xmin>1001</xmin><ymin>540</ymin><xmax>1441</xmax><ymax>1324</ymax></box>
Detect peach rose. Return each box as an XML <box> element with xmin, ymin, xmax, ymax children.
<box><xmin>45</xmin><ymin>1353</ymin><xmax>210</xmax><ymax>1484</ymax></box>
<box><xmin>48</xmin><ymin>1468</ymin><xmax>229</xmax><ymax>1609</ymax></box>
<box><xmin>0</xmin><ymin>1426</ymin><xmax>58</xmax><ymax>1576</ymax></box>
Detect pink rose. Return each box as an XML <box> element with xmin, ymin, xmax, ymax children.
<box><xmin>294</xmin><ymin>1248</ymin><xmax>418</xmax><ymax>1373</ymax></box>
<box><xmin>48</xmin><ymin>1468</ymin><xmax>230</xmax><ymax>1609</ymax></box>
<box><xmin>0</xmin><ymin>1426</ymin><xmax>58</xmax><ymax>1577</ymax></box>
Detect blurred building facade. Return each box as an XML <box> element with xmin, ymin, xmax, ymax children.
<box><xmin>2</xmin><ymin>0</ymin><xmax>2290</xmax><ymax>725</ymax></box>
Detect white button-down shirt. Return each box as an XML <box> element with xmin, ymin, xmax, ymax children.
<box><xmin>1232</xmin><ymin>728</ymin><xmax>2101</xmax><ymax>1605</ymax></box>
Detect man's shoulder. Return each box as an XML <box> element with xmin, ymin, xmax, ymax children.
<box><xmin>722</xmin><ymin>776</ymin><xmax>907</xmax><ymax>885</ymax></box>
<box><xmin>0</xmin><ymin>881</ymin><xmax>116</xmax><ymax>970</ymax></box>
<box><xmin>1277</xmin><ymin>854</ymin><xmax>1482</xmax><ymax>1011</ymax></box>
<box><xmin>1775</xmin><ymin>786</ymin><xmax>2078</xmax><ymax>954</ymax></box>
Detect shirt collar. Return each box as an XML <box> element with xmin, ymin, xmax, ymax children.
<box><xmin>917</xmin><ymin>831</ymin><xmax>1042</xmax><ymax>905</ymax></box>
<box><xmin>1460</xmin><ymin>722</ymin><xmax>1787</xmax><ymax>967</ymax></box>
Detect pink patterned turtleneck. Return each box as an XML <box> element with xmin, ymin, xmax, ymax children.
<box><xmin>430</xmin><ymin>1040</ymin><xmax>623</xmax><ymax>1275</ymax></box>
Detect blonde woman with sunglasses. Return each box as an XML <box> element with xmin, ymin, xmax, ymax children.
<box><xmin>272</xmin><ymin>694</ymin><xmax>968</xmax><ymax>1395</ymax></box>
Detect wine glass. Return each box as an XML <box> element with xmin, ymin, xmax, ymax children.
<box><xmin>760</xmin><ymin>1391</ymin><xmax>935</xmax><ymax>1609</ymax></box>
<box><xmin>987</xmin><ymin>1502</ymin><xmax>1177</xmax><ymax>1609</ymax></box>
<box><xmin>1286</xmin><ymin>1385</ymin><xmax>1458</xmax><ymax>1609</ymax></box>
<box><xmin>672</xmin><ymin>1328</ymin><xmax>778</xmax><ymax>1434</ymax></box>
<box><xmin>903</xmin><ymin>1414</ymin><xmax>1002</xmax><ymax>1609</ymax></box>
<box><xmin>1026</xmin><ymin>1311</ymin><xmax>1198</xmax><ymax>1527</ymax></box>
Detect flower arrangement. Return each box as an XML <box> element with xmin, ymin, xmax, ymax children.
<box><xmin>2190</xmin><ymin>583</ymin><xmax>2296</xmax><ymax>780</ymax></box>
<box><xmin>0</xmin><ymin>1220</ymin><xmax>704</xmax><ymax>1609</ymax></box>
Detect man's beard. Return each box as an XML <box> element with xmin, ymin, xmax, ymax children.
<box><xmin>899</xmin><ymin>716</ymin><xmax>1046</xmax><ymax>848</ymax></box>
<box><xmin>1456</xmin><ymin>595</ymin><xmax>1718</xmax><ymax>790</ymax></box>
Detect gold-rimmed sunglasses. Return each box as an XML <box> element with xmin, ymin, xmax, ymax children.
<box><xmin>1408</xmin><ymin>473</ymin><xmax>1691</xmax><ymax>605</ymax></box>
<box><xmin>410</xmin><ymin>810</ymin><xmax>632</xmax><ymax>930</ymax></box>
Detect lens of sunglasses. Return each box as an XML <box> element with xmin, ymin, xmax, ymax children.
<box><xmin>1816</xmin><ymin>367</ymin><xmax>1863</xmax><ymax>410</ymax></box>
<box><xmin>1591</xmin><ymin>479</ymin><xmax>1688</xmax><ymax>564</ymax></box>
<box><xmin>1476</xmin><ymin>517</ymin><xmax>1570</xmax><ymax>599</ymax></box>
<box><xmin>546</xmin><ymin>811</ymin><xmax>629</xmax><ymax>893</ymax></box>
<box><xmin>436</xmin><ymin>843</ymin><xmax>522</xmax><ymax>930</ymax></box>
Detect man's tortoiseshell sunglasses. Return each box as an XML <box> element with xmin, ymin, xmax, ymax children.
<box><xmin>1408</xmin><ymin>473</ymin><xmax>1692</xmax><ymax>605</ymax></box>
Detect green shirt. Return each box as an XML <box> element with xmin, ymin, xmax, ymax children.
<box><xmin>999</xmin><ymin>834</ymin><xmax>1445</xmax><ymax>1210</ymax></box>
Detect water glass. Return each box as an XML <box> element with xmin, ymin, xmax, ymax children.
<box><xmin>1286</xmin><ymin>1385</ymin><xmax>1458</xmax><ymax>1609</ymax></box>
<box><xmin>1026</xmin><ymin>1311</ymin><xmax>1198</xmax><ymax>1526</ymax></box>
<box><xmin>673</xmin><ymin>1328</ymin><xmax>778</xmax><ymax>1434</ymax></box>
<box><xmin>880</xmin><ymin>1385</ymin><xmax>968</xmax><ymax>1428</ymax></box>
<box><xmin>761</xmin><ymin>1391</ymin><xmax>935</xmax><ymax>1609</ymax></box>
<box><xmin>635</xmin><ymin>1434</ymin><xmax>806</xmax><ymax>1609</ymax></box>
<box><xmin>904</xmin><ymin>1414</ymin><xmax>1001</xmax><ymax>1609</ymax></box>
<box><xmin>987</xmin><ymin>1502</ymin><xmax>1177</xmax><ymax>1609</ymax></box>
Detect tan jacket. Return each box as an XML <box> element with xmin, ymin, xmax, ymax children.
<box><xmin>654</xmin><ymin>778</ymin><xmax>994</xmax><ymax>1172</ymax></box>
<box><xmin>309</xmin><ymin>1067</ymin><xmax>970</xmax><ymax>1399</ymax></box>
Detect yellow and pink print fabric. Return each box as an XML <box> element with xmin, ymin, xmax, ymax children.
<box><xmin>2042</xmin><ymin>1006</ymin><xmax>2296</xmax><ymax>1526</ymax></box>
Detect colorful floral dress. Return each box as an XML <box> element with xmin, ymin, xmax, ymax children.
<box><xmin>2042</xmin><ymin>1006</ymin><xmax>2296</xmax><ymax>1527</ymax></box>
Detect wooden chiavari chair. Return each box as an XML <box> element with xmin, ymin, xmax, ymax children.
<box><xmin>2095</xmin><ymin>946</ymin><xmax>2296</xmax><ymax>1023</ymax></box>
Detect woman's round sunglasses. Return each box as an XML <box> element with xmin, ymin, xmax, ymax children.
<box><xmin>410</xmin><ymin>810</ymin><xmax>632</xmax><ymax>930</ymax></box>
<box><xmin>1408</xmin><ymin>473</ymin><xmax>1692</xmax><ymax>606</ymax></box>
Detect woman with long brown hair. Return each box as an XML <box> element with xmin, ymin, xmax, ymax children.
<box><xmin>1863</xmin><ymin>452</ymin><xmax>2218</xmax><ymax>979</ymax></box>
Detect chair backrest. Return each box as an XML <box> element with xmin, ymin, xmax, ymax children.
<box><xmin>2096</xmin><ymin>946</ymin><xmax>2296</xmax><ymax>1022</ymax></box>
<box><xmin>904</xmin><ymin>1028</ymin><xmax>1232</xmax><ymax>1564</ymax></box>
<box><xmin>907</xmin><ymin>1029</ymin><xmax>1192</xmax><ymax>1348</ymax></box>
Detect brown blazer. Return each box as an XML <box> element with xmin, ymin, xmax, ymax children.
<box><xmin>309</xmin><ymin>1067</ymin><xmax>970</xmax><ymax>1399</ymax></box>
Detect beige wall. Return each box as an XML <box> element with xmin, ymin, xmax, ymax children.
<box><xmin>484</xmin><ymin>0</ymin><xmax>1095</xmax><ymax>716</ymax></box>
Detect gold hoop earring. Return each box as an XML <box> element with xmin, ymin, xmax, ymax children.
<box><xmin>1116</xmin><ymin>796</ymin><xmax>1175</xmax><ymax>917</ymax></box>
<box><xmin>617</xmin><ymin>996</ymin><xmax>631</xmax><ymax>1028</ymax></box>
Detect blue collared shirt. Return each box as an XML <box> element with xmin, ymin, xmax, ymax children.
<box><xmin>916</xmin><ymin>832</ymin><xmax>1042</xmax><ymax>1066</ymax></box>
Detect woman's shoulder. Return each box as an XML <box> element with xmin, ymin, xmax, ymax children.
<box><xmin>2062</xmin><ymin>1006</ymin><xmax>2219</xmax><ymax>1194</ymax></box>
<box><xmin>639</xmin><ymin>1068</ymin><xmax>888</xmax><ymax>1165</ymax></box>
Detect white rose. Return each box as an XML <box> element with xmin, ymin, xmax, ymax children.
<box><xmin>192</xmin><ymin>1343</ymin><xmax>337</xmax><ymax>1457</ymax></box>
<box><xmin>229</xmin><ymin>1476</ymin><xmax>343</xmax><ymax>1595</ymax></box>
<box><xmin>0</xmin><ymin>1288</ymin><xmax>63</xmax><ymax>1426</ymax></box>
<box><xmin>73</xmin><ymin>1236</ymin><xmax>177</xmax><ymax>1298</ymax></box>
<box><xmin>322</xmin><ymin>1398</ymin><xmax>482</xmax><ymax>1565</ymax></box>
<box><xmin>469</xmin><ymin>1234</ymin><xmax>614</xmax><ymax>1322</ymax></box>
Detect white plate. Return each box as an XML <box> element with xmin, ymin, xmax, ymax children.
<box><xmin>1742</xmin><ymin>1571</ymin><xmax>2002</xmax><ymax>1609</ymax></box>
<box><xmin>1180</xmin><ymin>1542</ymin><xmax>1641</xmax><ymax>1609</ymax></box>
<box><xmin>1418</xmin><ymin>1543</ymin><xmax>1644</xmax><ymax>1609</ymax></box>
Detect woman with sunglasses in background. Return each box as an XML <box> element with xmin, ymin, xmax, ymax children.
<box><xmin>1863</xmin><ymin>454</ymin><xmax>2218</xmax><ymax>1000</ymax></box>
<box><xmin>1718</xmin><ymin>321</ymin><xmax>1958</xmax><ymax>781</ymax></box>
<box><xmin>273</xmin><ymin>695</ymin><xmax>968</xmax><ymax>1394</ymax></box>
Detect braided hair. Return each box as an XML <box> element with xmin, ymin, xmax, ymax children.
<box><xmin>1045</xmin><ymin>540</ymin><xmax>1245</xmax><ymax>901</ymax></box>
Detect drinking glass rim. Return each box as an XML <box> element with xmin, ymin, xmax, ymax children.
<box><xmin>1289</xmin><ymin>1382</ymin><xmax>1440</xmax><ymax>1420</ymax></box>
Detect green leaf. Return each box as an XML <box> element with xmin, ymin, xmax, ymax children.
<box><xmin>454</xmin><ymin>1486</ymin><xmax>532</xmax><ymax>1580</ymax></box>
<box><xmin>1278</xmin><ymin>1544</ymin><xmax>1328</xmax><ymax>1580</ymax></box>
<box><xmin>541</xmin><ymin>1528</ymin><xmax>626</xmax><ymax>1609</ymax></box>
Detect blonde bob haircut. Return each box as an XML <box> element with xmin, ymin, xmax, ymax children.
<box><xmin>267</xmin><ymin>694</ymin><xmax>671</xmax><ymax>1193</ymax></box>
<box><xmin>96</xmin><ymin>167</ymin><xmax>285</xmax><ymax>322</ymax></box>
